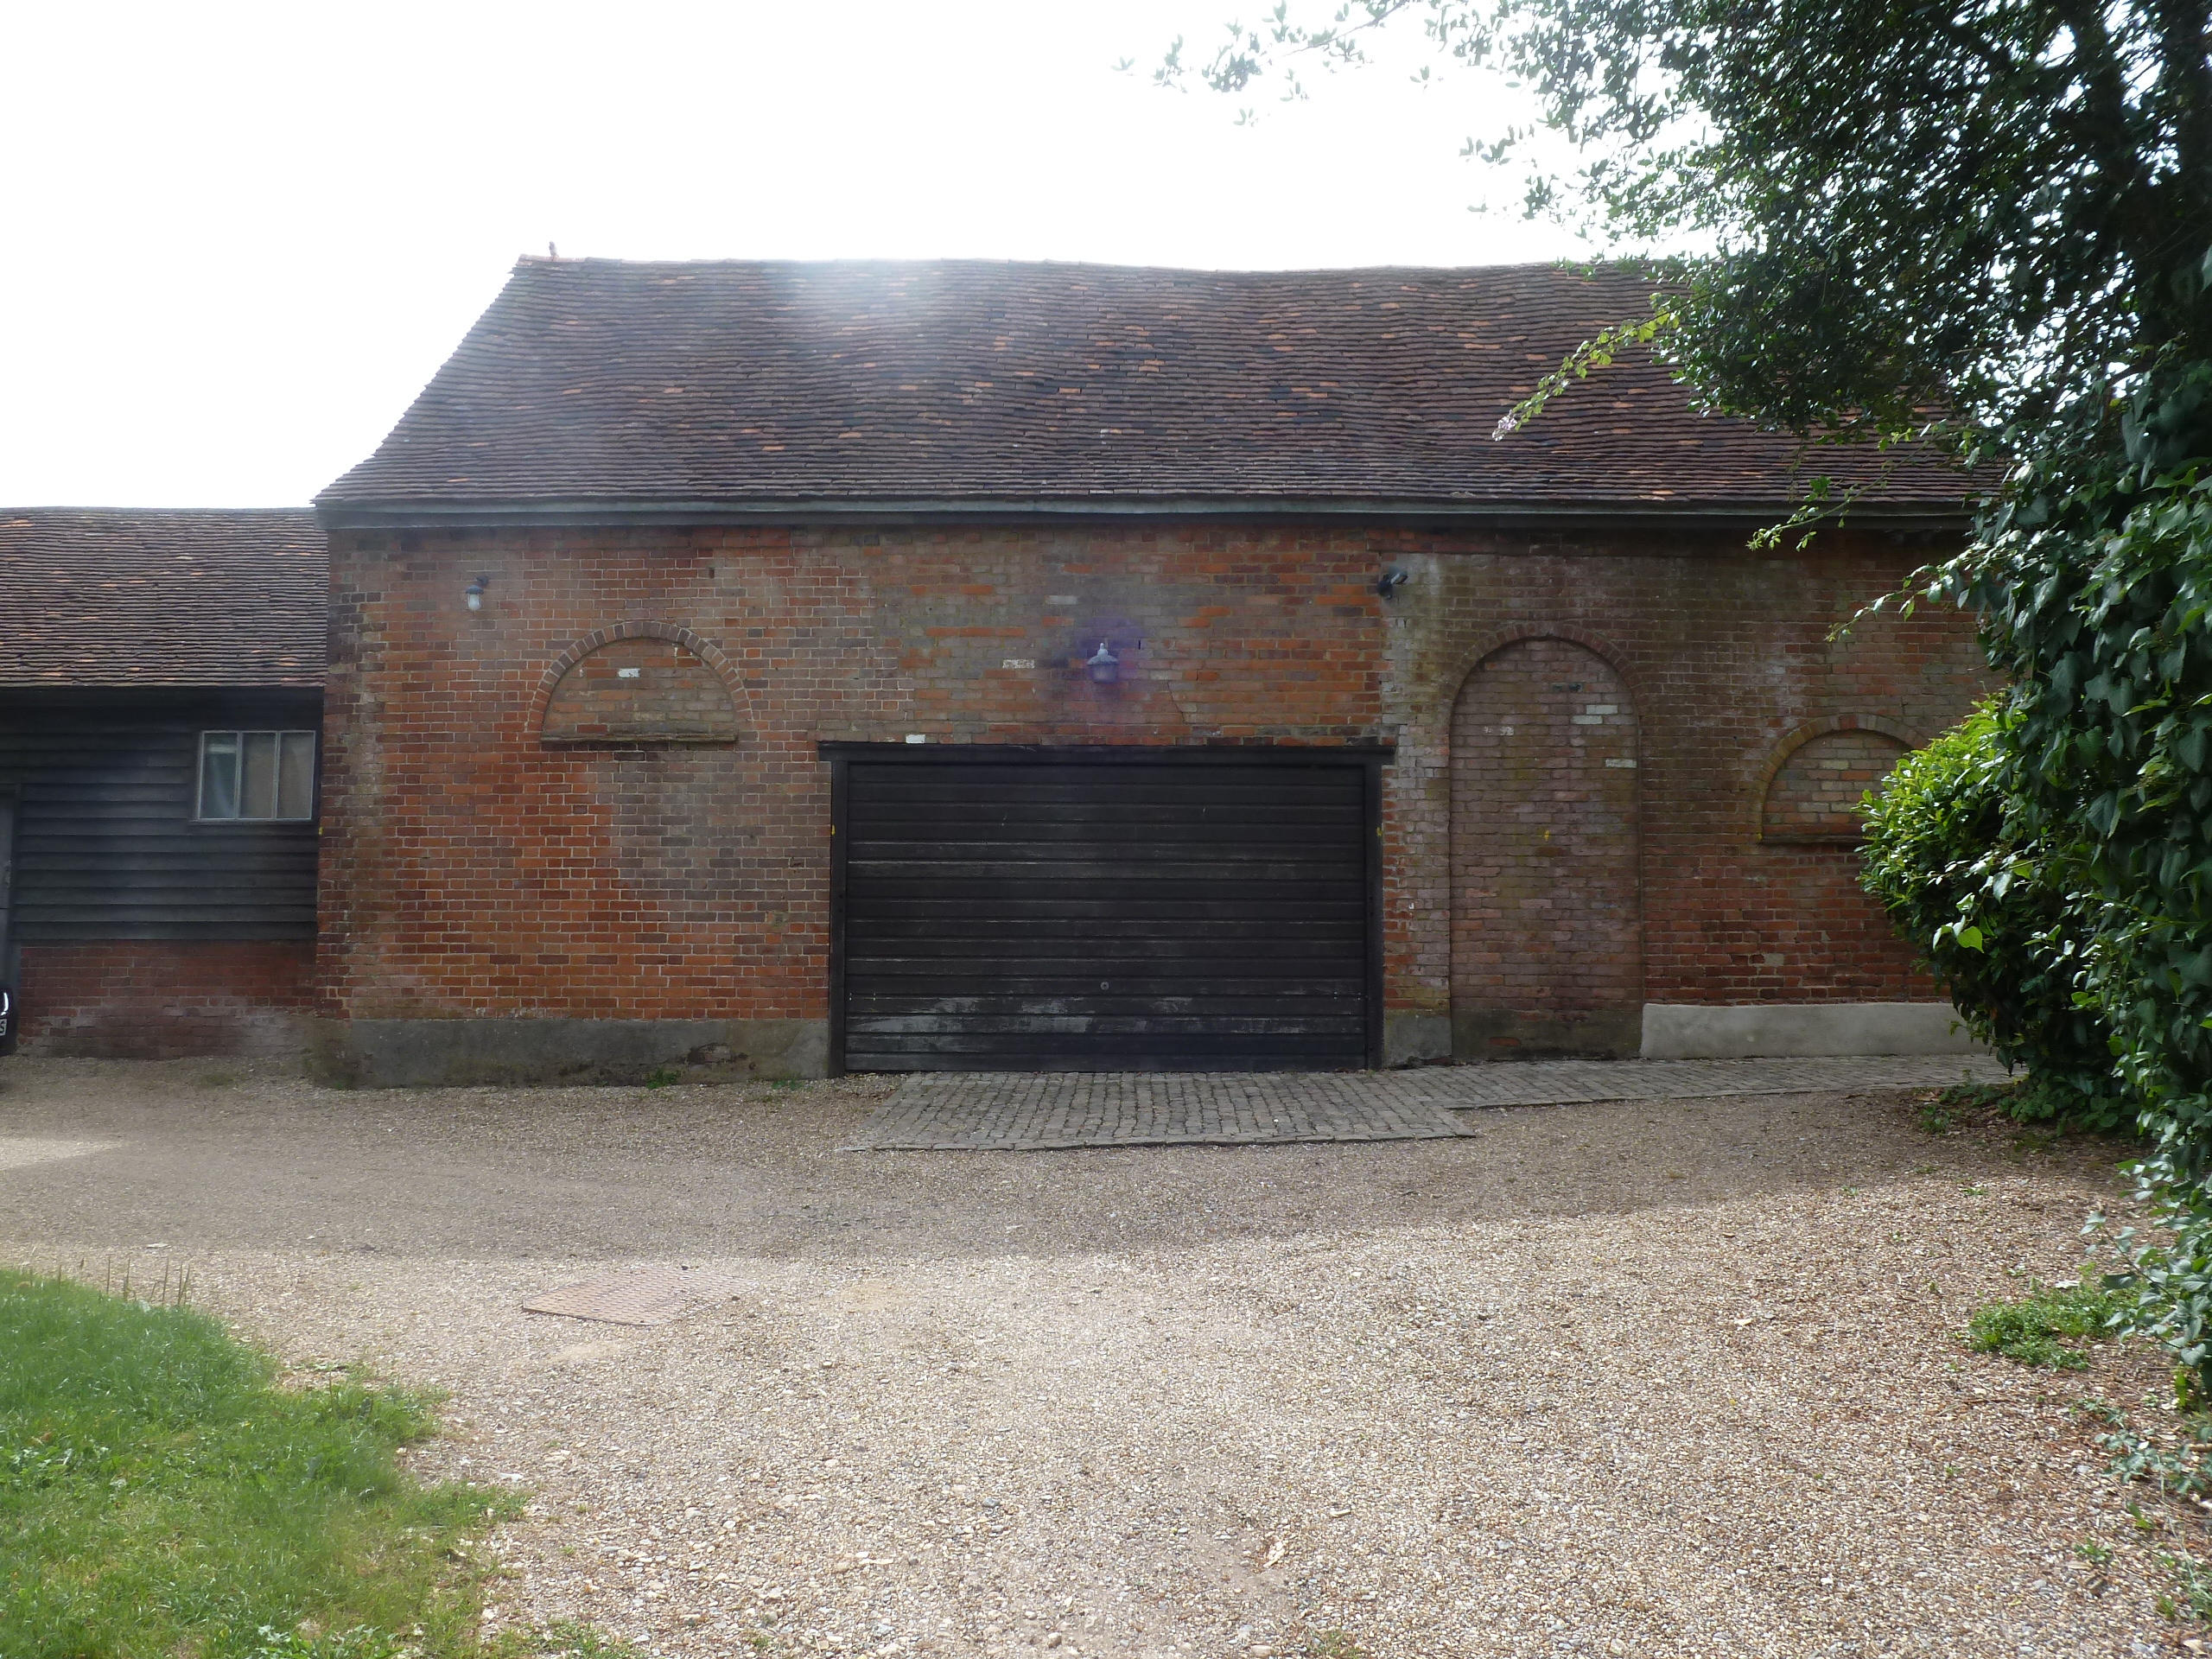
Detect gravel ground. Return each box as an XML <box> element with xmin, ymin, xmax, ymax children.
<box><xmin>0</xmin><ymin>1056</ymin><xmax>2199</xmax><ymax>1658</ymax></box>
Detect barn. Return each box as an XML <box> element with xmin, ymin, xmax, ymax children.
<box><xmin>301</xmin><ymin>256</ymin><xmax>1989</xmax><ymax>1084</ymax></box>
<box><xmin>0</xmin><ymin>510</ymin><xmax>326</xmax><ymax>1056</ymax></box>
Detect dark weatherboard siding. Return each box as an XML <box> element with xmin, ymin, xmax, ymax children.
<box><xmin>829</xmin><ymin>746</ymin><xmax>1384</xmax><ymax>1072</ymax></box>
<box><xmin>0</xmin><ymin>693</ymin><xmax>321</xmax><ymax>944</ymax></box>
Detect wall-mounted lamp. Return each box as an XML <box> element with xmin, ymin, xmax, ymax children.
<box><xmin>1376</xmin><ymin>567</ymin><xmax>1410</xmax><ymax>599</ymax></box>
<box><xmin>1085</xmin><ymin>641</ymin><xmax>1121</xmax><ymax>685</ymax></box>
<box><xmin>465</xmin><ymin>575</ymin><xmax>490</xmax><ymax>612</ymax></box>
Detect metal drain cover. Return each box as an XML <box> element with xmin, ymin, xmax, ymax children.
<box><xmin>523</xmin><ymin>1264</ymin><xmax>734</xmax><ymax>1327</ymax></box>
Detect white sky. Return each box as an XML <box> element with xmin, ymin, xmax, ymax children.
<box><xmin>2</xmin><ymin>1</ymin><xmax>1592</xmax><ymax>508</ymax></box>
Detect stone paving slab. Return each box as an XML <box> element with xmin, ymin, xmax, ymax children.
<box><xmin>845</xmin><ymin>1052</ymin><xmax>2012</xmax><ymax>1151</ymax></box>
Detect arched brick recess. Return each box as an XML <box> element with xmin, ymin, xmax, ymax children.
<box><xmin>531</xmin><ymin>620</ymin><xmax>747</xmax><ymax>744</ymax></box>
<box><xmin>1429</xmin><ymin>622</ymin><xmax>1648</xmax><ymax>736</ymax></box>
<box><xmin>1751</xmin><ymin>715</ymin><xmax>1923</xmax><ymax>843</ymax></box>
<box><xmin>1449</xmin><ymin>636</ymin><xmax>1643</xmax><ymax>1058</ymax></box>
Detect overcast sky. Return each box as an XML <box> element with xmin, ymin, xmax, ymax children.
<box><xmin>2</xmin><ymin>1</ymin><xmax>1592</xmax><ymax>508</ymax></box>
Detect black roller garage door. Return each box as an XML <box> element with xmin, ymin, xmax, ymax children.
<box><xmin>827</xmin><ymin>745</ymin><xmax>1383</xmax><ymax>1072</ymax></box>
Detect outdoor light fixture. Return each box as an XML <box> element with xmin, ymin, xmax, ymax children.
<box><xmin>1085</xmin><ymin>641</ymin><xmax>1121</xmax><ymax>685</ymax></box>
<box><xmin>1376</xmin><ymin>566</ymin><xmax>1410</xmax><ymax>599</ymax></box>
<box><xmin>465</xmin><ymin>575</ymin><xmax>489</xmax><ymax>612</ymax></box>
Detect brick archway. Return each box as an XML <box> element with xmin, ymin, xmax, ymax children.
<box><xmin>1448</xmin><ymin>635</ymin><xmax>1644</xmax><ymax>1058</ymax></box>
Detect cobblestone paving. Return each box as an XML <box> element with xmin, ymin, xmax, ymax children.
<box><xmin>847</xmin><ymin>1071</ymin><xmax>1478</xmax><ymax>1150</ymax></box>
<box><xmin>847</xmin><ymin>1052</ymin><xmax>2011</xmax><ymax>1150</ymax></box>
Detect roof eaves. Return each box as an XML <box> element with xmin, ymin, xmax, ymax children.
<box><xmin>314</xmin><ymin>493</ymin><xmax>1974</xmax><ymax>533</ymax></box>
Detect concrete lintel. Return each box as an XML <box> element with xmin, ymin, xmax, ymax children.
<box><xmin>1640</xmin><ymin>1001</ymin><xmax>1983</xmax><ymax>1060</ymax></box>
<box><xmin>309</xmin><ymin>1017</ymin><xmax>829</xmax><ymax>1088</ymax></box>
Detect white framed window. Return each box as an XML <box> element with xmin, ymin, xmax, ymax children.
<box><xmin>197</xmin><ymin>731</ymin><xmax>318</xmax><ymax>822</ymax></box>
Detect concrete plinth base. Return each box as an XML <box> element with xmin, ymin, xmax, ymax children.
<box><xmin>308</xmin><ymin>1017</ymin><xmax>829</xmax><ymax>1087</ymax></box>
<box><xmin>1452</xmin><ymin>1006</ymin><xmax>1643</xmax><ymax>1061</ymax></box>
<box><xmin>1639</xmin><ymin>1001</ymin><xmax>1980</xmax><ymax>1059</ymax></box>
<box><xmin>1382</xmin><ymin>1012</ymin><xmax>1451</xmax><ymax>1068</ymax></box>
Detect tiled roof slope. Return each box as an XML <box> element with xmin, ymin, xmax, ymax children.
<box><xmin>0</xmin><ymin>510</ymin><xmax>326</xmax><ymax>688</ymax></box>
<box><xmin>318</xmin><ymin>258</ymin><xmax>1971</xmax><ymax>517</ymax></box>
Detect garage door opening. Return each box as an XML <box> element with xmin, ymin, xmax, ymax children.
<box><xmin>825</xmin><ymin>745</ymin><xmax>1385</xmax><ymax>1073</ymax></box>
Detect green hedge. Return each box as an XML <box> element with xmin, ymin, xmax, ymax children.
<box><xmin>1859</xmin><ymin>703</ymin><xmax>2129</xmax><ymax>1131</ymax></box>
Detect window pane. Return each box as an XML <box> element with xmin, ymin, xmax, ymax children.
<box><xmin>200</xmin><ymin>733</ymin><xmax>239</xmax><ymax>819</ymax></box>
<box><xmin>242</xmin><ymin>732</ymin><xmax>280</xmax><ymax>819</ymax></box>
<box><xmin>277</xmin><ymin>732</ymin><xmax>316</xmax><ymax>819</ymax></box>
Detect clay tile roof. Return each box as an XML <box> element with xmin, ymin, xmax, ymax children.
<box><xmin>0</xmin><ymin>510</ymin><xmax>327</xmax><ymax>689</ymax></box>
<box><xmin>317</xmin><ymin>258</ymin><xmax>1972</xmax><ymax>521</ymax></box>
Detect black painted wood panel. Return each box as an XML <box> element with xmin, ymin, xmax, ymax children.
<box><xmin>0</xmin><ymin>691</ymin><xmax>321</xmax><ymax>942</ymax></box>
<box><xmin>834</xmin><ymin>748</ymin><xmax>1379</xmax><ymax>1072</ymax></box>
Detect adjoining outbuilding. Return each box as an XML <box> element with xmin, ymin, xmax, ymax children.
<box><xmin>0</xmin><ymin>510</ymin><xmax>326</xmax><ymax>1056</ymax></box>
<box><xmin>304</xmin><ymin>257</ymin><xmax>1991</xmax><ymax>1084</ymax></box>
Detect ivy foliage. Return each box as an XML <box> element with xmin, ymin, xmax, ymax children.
<box><xmin>1958</xmin><ymin>359</ymin><xmax>2212</xmax><ymax>1391</ymax></box>
<box><xmin>1951</xmin><ymin>364</ymin><xmax>2212</xmax><ymax>1154</ymax></box>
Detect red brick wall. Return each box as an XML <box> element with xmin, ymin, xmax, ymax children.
<box><xmin>319</xmin><ymin>520</ymin><xmax>1986</xmax><ymax>1052</ymax></box>
<box><xmin>16</xmin><ymin>940</ymin><xmax>316</xmax><ymax>1058</ymax></box>
<box><xmin>1388</xmin><ymin>532</ymin><xmax>1979</xmax><ymax>1041</ymax></box>
<box><xmin>317</xmin><ymin>524</ymin><xmax>1383</xmax><ymax>1027</ymax></box>
<box><xmin>1449</xmin><ymin>636</ymin><xmax>1643</xmax><ymax>1055</ymax></box>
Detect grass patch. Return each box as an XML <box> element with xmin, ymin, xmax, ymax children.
<box><xmin>1967</xmin><ymin>1279</ymin><xmax>2125</xmax><ymax>1370</ymax></box>
<box><xmin>0</xmin><ymin>1268</ymin><xmax>520</xmax><ymax>1659</ymax></box>
<box><xmin>2158</xmin><ymin>1551</ymin><xmax>2212</xmax><ymax>1622</ymax></box>
<box><xmin>1915</xmin><ymin>1099</ymin><xmax>1956</xmax><ymax>1135</ymax></box>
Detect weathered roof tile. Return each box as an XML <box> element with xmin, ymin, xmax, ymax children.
<box><xmin>318</xmin><ymin>258</ymin><xmax>1969</xmax><ymax>515</ymax></box>
<box><xmin>0</xmin><ymin>510</ymin><xmax>326</xmax><ymax>688</ymax></box>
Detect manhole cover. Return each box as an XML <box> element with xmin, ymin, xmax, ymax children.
<box><xmin>522</xmin><ymin>1264</ymin><xmax>734</xmax><ymax>1327</ymax></box>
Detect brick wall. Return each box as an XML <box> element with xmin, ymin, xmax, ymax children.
<box><xmin>1387</xmin><ymin>532</ymin><xmax>1982</xmax><ymax>1044</ymax></box>
<box><xmin>319</xmin><ymin>519</ymin><xmax>1987</xmax><ymax>1058</ymax></box>
<box><xmin>16</xmin><ymin>940</ymin><xmax>316</xmax><ymax>1058</ymax></box>
<box><xmin>317</xmin><ymin>524</ymin><xmax>1383</xmax><ymax>1031</ymax></box>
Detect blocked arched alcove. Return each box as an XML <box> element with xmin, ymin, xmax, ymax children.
<box><xmin>1448</xmin><ymin>632</ymin><xmax>1643</xmax><ymax>1058</ymax></box>
<box><xmin>1752</xmin><ymin>716</ymin><xmax>1920</xmax><ymax>844</ymax></box>
<box><xmin>535</xmin><ymin>622</ymin><xmax>744</xmax><ymax>746</ymax></box>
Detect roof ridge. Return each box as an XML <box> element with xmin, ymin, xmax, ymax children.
<box><xmin>510</xmin><ymin>254</ymin><xmax>1625</xmax><ymax>278</ymax></box>
<box><xmin>1</xmin><ymin>505</ymin><xmax>319</xmax><ymax>518</ymax></box>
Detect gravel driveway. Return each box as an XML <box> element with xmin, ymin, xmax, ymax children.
<box><xmin>0</xmin><ymin>1058</ymin><xmax>2187</xmax><ymax>1658</ymax></box>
